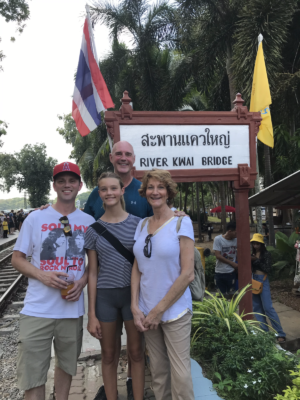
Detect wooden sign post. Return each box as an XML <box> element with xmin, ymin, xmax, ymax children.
<box><xmin>105</xmin><ymin>91</ymin><xmax>261</xmax><ymax>317</ymax></box>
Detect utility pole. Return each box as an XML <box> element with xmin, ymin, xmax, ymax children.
<box><xmin>255</xmin><ymin>153</ymin><xmax>263</xmax><ymax>234</ymax></box>
<box><xmin>24</xmin><ymin>191</ymin><xmax>27</xmax><ymax>209</ymax></box>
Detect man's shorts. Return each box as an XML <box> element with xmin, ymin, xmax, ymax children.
<box><xmin>17</xmin><ymin>314</ymin><xmax>83</xmax><ymax>391</ymax></box>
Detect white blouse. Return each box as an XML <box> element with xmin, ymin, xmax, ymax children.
<box><xmin>133</xmin><ymin>216</ymin><xmax>194</xmax><ymax>323</ymax></box>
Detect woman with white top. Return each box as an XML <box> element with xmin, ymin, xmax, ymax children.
<box><xmin>131</xmin><ymin>169</ymin><xmax>195</xmax><ymax>400</ymax></box>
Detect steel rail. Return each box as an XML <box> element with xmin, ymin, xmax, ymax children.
<box><xmin>0</xmin><ymin>251</ymin><xmax>23</xmax><ymax>308</ymax></box>
<box><xmin>0</xmin><ymin>251</ymin><xmax>13</xmax><ymax>264</ymax></box>
<box><xmin>0</xmin><ymin>273</ymin><xmax>23</xmax><ymax>307</ymax></box>
<box><xmin>0</xmin><ymin>245</ymin><xmax>14</xmax><ymax>255</ymax></box>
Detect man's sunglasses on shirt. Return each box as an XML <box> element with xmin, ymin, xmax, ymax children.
<box><xmin>59</xmin><ymin>216</ymin><xmax>72</xmax><ymax>237</ymax></box>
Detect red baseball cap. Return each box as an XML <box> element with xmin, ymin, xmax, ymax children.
<box><xmin>53</xmin><ymin>162</ymin><xmax>81</xmax><ymax>180</ymax></box>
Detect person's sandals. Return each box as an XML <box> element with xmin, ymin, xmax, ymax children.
<box><xmin>277</xmin><ymin>337</ymin><xmax>286</xmax><ymax>344</ymax></box>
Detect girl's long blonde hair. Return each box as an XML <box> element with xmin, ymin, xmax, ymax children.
<box><xmin>98</xmin><ymin>172</ymin><xmax>126</xmax><ymax>210</ymax></box>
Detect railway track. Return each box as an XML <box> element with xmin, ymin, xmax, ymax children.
<box><xmin>0</xmin><ymin>244</ymin><xmax>26</xmax><ymax>400</ymax></box>
<box><xmin>0</xmin><ymin>246</ymin><xmax>27</xmax><ymax>315</ymax></box>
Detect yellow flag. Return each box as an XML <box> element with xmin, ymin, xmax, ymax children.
<box><xmin>250</xmin><ymin>42</ymin><xmax>274</xmax><ymax>148</ymax></box>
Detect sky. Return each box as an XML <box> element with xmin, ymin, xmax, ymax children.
<box><xmin>0</xmin><ymin>0</ymin><xmax>118</xmax><ymax>200</ymax></box>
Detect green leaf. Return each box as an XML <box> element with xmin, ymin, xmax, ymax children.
<box><xmin>289</xmin><ymin>232</ymin><xmax>300</xmax><ymax>247</ymax></box>
<box><xmin>273</xmin><ymin>260</ymin><xmax>289</xmax><ymax>269</ymax></box>
<box><xmin>276</xmin><ymin>237</ymin><xmax>293</xmax><ymax>254</ymax></box>
<box><xmin>214</xmin><ymin>372</ymin><xmax>222</xmax><ymax>381</ymax></box>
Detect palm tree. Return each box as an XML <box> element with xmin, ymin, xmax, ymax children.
<box><xmin>232</xmin><ymin>0</ymin><xmax>297</xmax><ymax>245</ymax></box>
<box><xmin>176</xmin><ymin>0</ymin><xmax>244</xmax><ymax>105</ymax></box>
<box><xmin>91</xmin><ymin>0</ymin><xmax>190</xmax><ymax>111</ymax></box>
<box><xmin>232</xmin><ymin>0</ymin><xmax>297</xmax><ymax>104</ymax></box>
<box><xmin>57</xmin><ymin>114</ymin><xmax>111</xmax><ymax>188</ymax></box>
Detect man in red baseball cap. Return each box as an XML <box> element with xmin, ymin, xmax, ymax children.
<box><xmin>53</xmin><ymin>161</ymin><xmax>81</xmax><ymax>181</ymax></box>
<box><xmin>12</xmin><ymin>161</ymin><xmax>95</xmax><ymax>400</ymax></box>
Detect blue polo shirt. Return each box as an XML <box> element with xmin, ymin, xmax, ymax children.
<box><xmin>84</xmin><ymin>177</ymin><xmax>153</xmax><ymax>220</ymax></box>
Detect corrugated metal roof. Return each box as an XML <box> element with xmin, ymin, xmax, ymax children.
<box><xmin>248</xmin><ymin>170</ymin><xmax>300</xmax><ymax>208</ymax></box>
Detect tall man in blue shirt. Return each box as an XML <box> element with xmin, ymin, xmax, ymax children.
<box><xmin>84</xmin><ymin>140</ymin><xmax>152</xmax><ymax>400</ymax></box>
<box><xmin>84</xmin><ymin>141</ymin><xmax>153</xmax><ymax>220</ymax></box>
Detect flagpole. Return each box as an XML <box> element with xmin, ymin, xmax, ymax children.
<box><xmin>85</xmin><ymin>5</ymin><xmax>99</xmax><ymax>66</ymax></box>
<box><xmin>85</xmin><ymin>4</ymin><xmax>113</xmax><ymax>151</ymax></box>
<box><xmin>254</xmin><ymin>34</ymin><xmax>263</xmax><ymax>234</ymax></box>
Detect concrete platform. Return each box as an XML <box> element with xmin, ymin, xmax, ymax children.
<box><xmin>81</xmin><ymin>287</ymin><xmax>127</xmax><ymax>354</ymax></box>
<box><xmin>273</xmin><ymin>301</ymin><xmax>300</xmax><ymax>341</ymax></box>
<box><xmin>0</xmin><ymin>231</ymin><xmax>19</xmax><ymax>251</ymax></box>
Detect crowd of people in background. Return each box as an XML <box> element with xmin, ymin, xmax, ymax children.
<box><xmin>0</xmin><ymin>209</ymin><xmax>27</xmax><ymax>238</ymax></box>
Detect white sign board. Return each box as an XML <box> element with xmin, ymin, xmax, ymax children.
<box><xmin>120</xmin><ymin>125</ymin><xmax>250</xmax><ymax>170</ymax></box>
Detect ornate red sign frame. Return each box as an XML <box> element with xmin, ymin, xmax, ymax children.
<box><xmin>105</xmin><ymin>91</ymin><xmax>262</xmax><ymax>317</ymax></box>
<box><xmin>105</xmin><ymin>91</ymin><xmax>261</xmax><ymax>189</ymax></box>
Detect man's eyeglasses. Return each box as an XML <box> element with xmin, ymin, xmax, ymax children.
<box><xmin>59</xmin><ymin>216</ymin><xmax>72</xmax><ymax>237</ymax></box>
<box><xmin>143</xmin><ymin>234</ymin><xmax>153</xmax><ymax>258</ymax></box>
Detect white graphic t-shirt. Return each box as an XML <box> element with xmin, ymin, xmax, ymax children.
<box><xmin>213</xmin><ymin>234</ymin><xmax>237</xmax><ymax>274</ymax></box>
<box><xmin>14</xmin><ymin>207</ymin><xmax>95</xmax><ymax>318</ymax></box>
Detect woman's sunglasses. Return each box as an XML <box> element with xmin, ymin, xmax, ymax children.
<box><xmin>143</xmin><ymin>234</ymin><xmax>153</xmax><ymax>258</ymax></box>
<box><xmin>59</xmin><ymin>216</ymin><xmax>72</xmax><ymax>237</ymax></box>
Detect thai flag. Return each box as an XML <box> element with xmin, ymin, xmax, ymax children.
<box><xmin>72</xmin><ymin>18</ymin><xmax>114</xmax><ymax>137</ymax></box>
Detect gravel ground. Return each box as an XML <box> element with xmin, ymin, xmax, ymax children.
<box><xmin>270</xmin><ymin>278</ymin><xmax>300</xmax><ymax>312</ymax></box>
<box><xmin>0</xmin><ymin>316</ymin><xmax>24</xmax><ymax>399</ymax></box>
<box><xmin>0</xmin><ymin>286</ymin><xmax>27</xmax><ymax>400</ymax></box>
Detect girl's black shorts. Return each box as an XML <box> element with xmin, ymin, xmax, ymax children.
<box><xmin>96</xmin><ymin>286</ymin><xmax>133</xmax><ymax>322</ymax></box>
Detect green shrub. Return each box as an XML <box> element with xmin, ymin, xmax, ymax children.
<box><xmin>274</xmin><ymin>364</ymin><xmax>300</xmax><ymax>399</ymax></box>
<box><xmin>268</xmin><ymin>232</ymin><xmax>300</xmax><ymax>278</ymax></box>
<box><xmin>205</xmin><ymin>255</ymin><xmax>216</xmax><ymax>289</ymax></box>
<box><xmin>193</xmin><ymin>286</ymin><xmax>264</xmax><ymax>335</ymax></box>
<box><xmin>192</xmin><ymin>315</ymin><xmax>296</xmax><ymax>400</ymax></box>
<box><xmin>191</xmin><ymin>289</ymin><xmax>297</xmax><ymax>400</ymax></box>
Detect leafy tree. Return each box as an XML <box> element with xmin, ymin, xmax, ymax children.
<box><xmin>75</xmin><ymin>191</ymin><xmax>92</xmax><ymax>207</ymax></box>
<box><xmin>0</xmin><ymin>196</ymin><xmax>26</xmax><ymax>210</ymax></box>
<box><xmin>0</xmin><ymin>0</ymin><xmax>30</xmax><ymax>70</ymax></box>
<box><xmin>57</xmin><ymin>114</ymin><xmax>112</xmax><ymax>188</ymax></box>
<box><xmin>91</xmin><ymin>0</ymin><xmax>190</xmax><ymax>111</ymax></box>
<box><xmin>0</xmin><ymin>143</ymin><xmax>57</xmax><ymax>207</ymax></box>
<box><xmin>232</xmin><ymin>0</ymin><xmax>297</xmax><ymax>105</ymax></box>
<box><xmin>0</xmin><ymin>120</ymin><xmax>7</xmax><ymax>147</ymax></box>
<box><xmin>273</xmin><ymin>125</ymin><xmax>300</xmax><ymax>180</ymax></box>
<box><xmin>231</xmin><ymin>0</ymin><xmax>299</xmax><ymax>210</ymax></box>
<box><xmin>176</xmin><ymin>0</ymin><xmax>244</xmax><ymax>106</ymax></box>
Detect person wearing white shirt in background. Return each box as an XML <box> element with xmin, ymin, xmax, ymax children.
<box><xmin>11</xmin><ymin>162</ymin><xmax>95</xmax><ymax>400</ymax></box>
<box><xmin>213</xmin><ymin>222</ymin><xmax>238</xmax><ymax>297</ymax></box>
